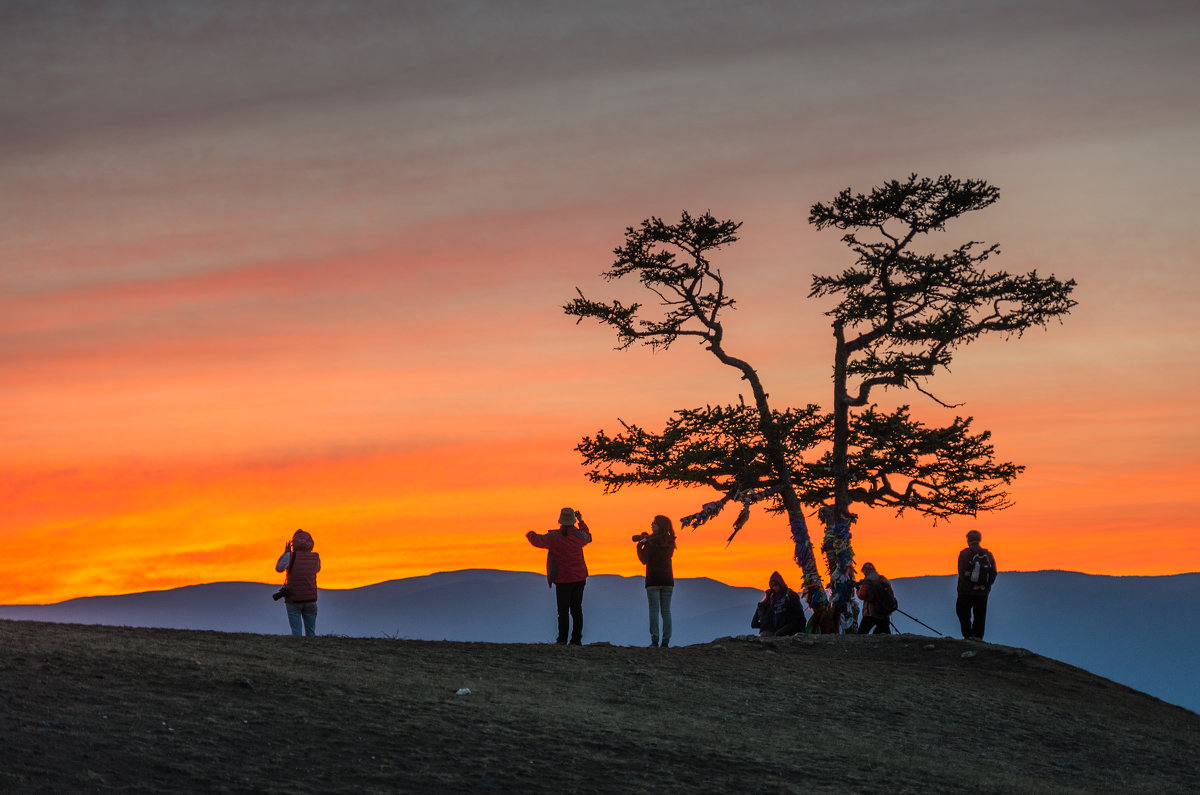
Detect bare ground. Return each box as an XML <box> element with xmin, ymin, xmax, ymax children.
<box><xmin>1</xmin><ymin>619</ymin><xmax>1196</xmax><ymax>793</ymax></box>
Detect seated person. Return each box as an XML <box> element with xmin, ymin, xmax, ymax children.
<box><xmin>751</xmin><ymin>571</ymin><xmax>808</xmax><ymax>637</ymax></box>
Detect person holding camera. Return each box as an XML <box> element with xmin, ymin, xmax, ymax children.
<box><xmin>635</xmin><ymin>515</ymin><xmax>676</xmax><ymax>648</ymax></box>
<box><xmin>274</xmin><ymin>528</ymin><xmax>321</xmax><ymax>637</ymax></box>
<box><xmin>526</xmin><ymin>508</ymin><xmax>591</xmax><ymax>645</ymax></box>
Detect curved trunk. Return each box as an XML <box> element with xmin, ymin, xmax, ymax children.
<box><xmin>730</xmin><ymin>356</ymin><xmax>829</xmax><ymax>613</ymax></box>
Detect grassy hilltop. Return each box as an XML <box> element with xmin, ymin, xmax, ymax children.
<box><xmin>1</xmin><ymin>620</ymin><xmax>1196</xmax><ymax>793</ymax></box>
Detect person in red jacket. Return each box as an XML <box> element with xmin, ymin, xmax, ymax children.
<box><xmin>275</xmin><ymin>529</ymin><xmax>321</xmax><ymax>637</ymax></box>
<box><xmin>526</xmin><ymin>507</ymin><xmax>592</xmax><ymax>645</ymax></box>
<box><xmin>855</xmin><ymin>562</ymin><xmax>895</xmax><ymax>635</ymax></box>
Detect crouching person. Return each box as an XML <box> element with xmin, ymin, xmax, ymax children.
<box><xmin>856</xmin><ymin>562</ymin><xmax>896</xmax><ymax>635</ymax></box>
<box><xmin>751</xmin><ymin>571</ymin><xmax>808</xmax><ymax>637</ymax></box>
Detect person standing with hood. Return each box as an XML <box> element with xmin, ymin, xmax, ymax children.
<box><xmin>636</xmin><ymin>515</ymin><xmax>676</xmax><ymax>648</ymax></box>
<box><xmin>275</xmin><ymin>528</ymin><xmax>321</xmax><ymax>637</ymax></box>
<box><xmin>956</xmin><ymin>529</ymin><xmax>998</xmax><ymax>640</ymax></box>
<box><xmin>526</xmin><ymin>507</ymin><xmax>591</xmax><ymax>645</ymax></box>
<box><xmin>855</xmin><ymin>561</ymin><xmax>896</xmax><ymax>635</ymax></box>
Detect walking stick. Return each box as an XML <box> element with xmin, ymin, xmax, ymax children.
<box><xmin>893</xmin><ymin>608</ymin><xmax>944</xmax><ymax>637</ymax></box>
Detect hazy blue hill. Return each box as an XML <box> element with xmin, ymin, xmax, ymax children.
<box><xmin>2</xmin><ymin>569</ymin><xmax>1196</xmax><ymax>714</ymax></box>
<box><xmin>0</xmin><ymin>582</ymin><xmax>274</xmax><ymax>633</ymax></box>
<box><xmin>0</xmin><ymin>570</ymin><xmax>763</xmax><ymax>647</ymax></box>
<box><xmin>943</xmin><ymin>571</ymin><xmax>1199</xmax><ymax>716</ymax></box>
<box><xmin>317</xmin><ymin>570</ymin><xmax>763</xmax><ymax>646</ymax></box>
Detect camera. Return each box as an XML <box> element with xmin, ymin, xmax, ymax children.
<box><xmin>272</xmin><ymin>587</ymin><xmax>290</xmax><ymax>601</ymax></box>
<box><xmin>631</xmin><ymin>532</ymin><xmax>650</xmax><ymax>543</ymax></box>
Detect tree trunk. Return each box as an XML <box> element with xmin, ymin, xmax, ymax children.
<box><xmin>739</xmin><ymin>364</ymin><xmax>829</xmax><ymax>613</ymax></box>
<box><xmin>823</xmin><ymin>321</ymin><xmax>858</xmax><ymax>629</ymax></box>
<box><xmin>832</xmin><ymin>321</ymin><xmax>851</xmax><ymax>519</ymax></box>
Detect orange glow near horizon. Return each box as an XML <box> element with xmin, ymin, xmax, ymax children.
<box><xmin>3</xmin><ymin>422</ymin><xmax>1196</xmax><ymax>605</ymax></box>
<box><xmin>3</xmin><ymin>3</ymin><xmax>1199</xmax><ymax>606</ymax></box>
<box><xmin>5</xmin><ymin>240</ymin><xmax>1198</xmax><ymax>603</ymax></box>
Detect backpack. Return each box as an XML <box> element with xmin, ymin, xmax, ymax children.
<box><xmin>873</xmin><ymin>578</ymin><xmax>898</xmax><ymax>614</ymax></box>
<box><xmin>968</xmin><ymin>550</ymin><xmax>997</xmax><ymax>587</ymax></box>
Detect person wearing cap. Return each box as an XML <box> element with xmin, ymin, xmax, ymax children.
<box><xmin>526</xmin><ymin>507</ymin><xmax>592</xmax><ymax>645</ymax></box>
<box><xmin>956</xmin><ymin>529</ymin><xmax>998</xmax><ymax>640</ymax></box>
<box><xmin>274</xmin><ymin>528</ymin><xmax>322</xmax><ymax>637</ymax></box>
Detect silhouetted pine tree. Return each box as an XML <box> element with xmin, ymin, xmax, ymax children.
<box><xmin>565</xmin><ymin>174</ymin><xmax>1076</xmax><ymax>628</ymax></box>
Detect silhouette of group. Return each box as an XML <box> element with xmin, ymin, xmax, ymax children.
<box><xmin>270</xmin><ymin>514</ymin><xmax>998</xmax><ymax>644</ymax></box>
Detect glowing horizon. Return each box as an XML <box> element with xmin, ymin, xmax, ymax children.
<box><xmin>3</xmin><ymin>2</ymin><xmax>1198</xmax><ymax>605</ymax></box>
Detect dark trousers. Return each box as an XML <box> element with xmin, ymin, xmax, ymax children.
<box><xmin>555</xmin><ymin>580</ymin><xmax>586</xmax><ymax>644</ymax></box>
<box><xmin>956</xmin><ymin>592</ymin><xmax>989</xmax><ymax>639</ymax></box>
<box><xmin>859</xmin><ymin>615</ymin><xmax>891</xmax><ymax>635</ymax></box>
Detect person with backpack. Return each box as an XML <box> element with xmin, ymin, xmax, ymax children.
<box><xmin>635</xmin><ymin>514</ymin><xmax>677</xmax><ymax>648</ymax></box>
<box><xmin>750</xmin><ymin>571</ymin><xmax>808</xmax><ymax>637</ymax></box>
<box><xmin>274</xmin><ymin>528</ymin><xmax>321</xmax><ymax>637</ymax></box>
<box><xmin>526</xmin><ymin>507</ymin><xmax>592</xmax><ymax>645</ymax></box>
<box><xmin>855</xmin><ymin>561</ymin><xmax>897</xmax><ymax>634</ymax></box>
<box><xmin>956</xmin><ymin>529</ymin><xmax>998</xmax><ymax>640</ymax></box>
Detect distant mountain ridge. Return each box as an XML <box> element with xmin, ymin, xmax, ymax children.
<box><xmin>0</xmin><ymin>570</ymin><xmax>760</xmax><ymax>646</ymax></box>
<box><xmin>1</xmin><ymin>569</ymin><xmax>1196</xmax><ymax>714</ymax></box>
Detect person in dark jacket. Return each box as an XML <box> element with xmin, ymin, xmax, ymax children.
<box><xmin>275</xmin><ymin>529</ymin><xmax>321</xmax><ymax>637</ymax></box>
<box><xmin>751</xmin><ymin>571</ymin><xmax>807</xmax><ymax>637</ymax></box>
<box><xmin>526</xmin><ymin>507</ymin><xmax>592</xmax><ymax>645</ymax></box>
<box><xmin>956</xmin><ymin>529</ymin><xmax>998</xmax><ymax>640</ymax></box>
<box><xmin>636</xmin><ymin>515</ymin><xmax>676</xmax><ymax>648</ymax></box>
<box><xmin>855</xmin><ymin>562</ymin><xmax>894</xmax><ymax>635</ymax></box>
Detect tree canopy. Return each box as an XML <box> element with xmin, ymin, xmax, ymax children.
<box><xmin>566</xmin><ymin>175</ymin><xmax>1076</xmax><ymax>628</ymax></box>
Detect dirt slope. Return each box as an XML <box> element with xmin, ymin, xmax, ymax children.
<box><xmin>1</xmin><ymin>620</ymin><xmax>1196</xmax><ymax>793</ymax></box>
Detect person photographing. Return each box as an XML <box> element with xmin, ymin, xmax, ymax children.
<box><xmin>274</xmin><ymin>528</ymin><xmax>321</xmax><ymax>637</ymax></box>
<box><xmin>635</xmin><ymin>515</ymin><xmax>676</xmax><ymax>648</ymax></box>
<box><xmin>526</xmin><ymin>508</ymin><xmax>592</xmax><ymax>645</ymax></box>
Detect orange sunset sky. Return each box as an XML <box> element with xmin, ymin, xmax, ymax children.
<box><xmin>3</xmin><ymin>1</ymin><xmax>1198</xmax><ymax>605</ymax></box>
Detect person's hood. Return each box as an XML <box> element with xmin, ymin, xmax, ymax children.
<box><xmin>292</xmin><ymin>529</ymin><xmax>315</xmax><ymax>552</ymax></box>
<box><xmin>768</xmin><ymin>571</ymin><xmax>787</xmax><ymax>591</ymax></box>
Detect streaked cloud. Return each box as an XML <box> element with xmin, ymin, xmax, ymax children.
<box><xmin>2</xmin><ymin>1</ymin><xmax>1198</xmax><ymax>603</ymax></box>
